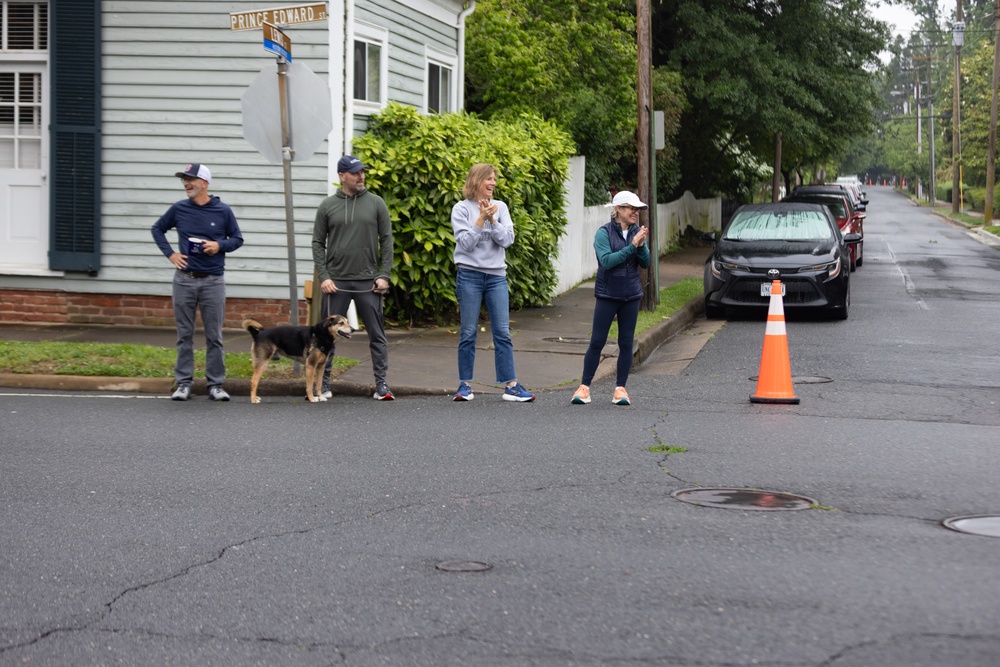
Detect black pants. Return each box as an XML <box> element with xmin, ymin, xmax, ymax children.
<box><xmin>321</xmin><ymin>281</ymin><xmax>389</xmax><ymax>388</ymax></box>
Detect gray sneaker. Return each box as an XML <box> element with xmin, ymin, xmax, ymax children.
<box><xmin>208</xmin><ymin>387</ymin><xmax>230</xmax><ymax>402</ymax></box>
<box><xmin>171</xmin><ymin>385</ymin><xmax>191</xmax><ymax>401</ymax></box>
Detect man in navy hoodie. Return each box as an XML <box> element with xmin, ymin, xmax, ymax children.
<box><xmin>151</xmin><ymin>163</ymin><xmax>244</xmax><ymax>402</ymax></box>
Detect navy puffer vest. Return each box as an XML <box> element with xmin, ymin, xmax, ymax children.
<box><xmin>594</xmin><ymin>220</ymin><xmax>644</xmax><ymax>301</ymax></box>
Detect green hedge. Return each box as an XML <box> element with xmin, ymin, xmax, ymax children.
<box><xmin>353</xmin><ymin>103</ymin><xmax>574</xmax><ymax>325</ymax></box>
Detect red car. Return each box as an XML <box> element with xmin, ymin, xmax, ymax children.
<box><xmin>784</xmin><ymin>186</ymin><xmax>865</xmax><ymax>270</ymax></box>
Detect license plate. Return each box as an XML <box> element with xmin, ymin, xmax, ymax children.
<box><xmin>761</xmin><ymin>282</ymin><xmax>786</xmax><ymax>297</ymax></box>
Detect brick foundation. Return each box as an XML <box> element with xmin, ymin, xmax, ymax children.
<box><xmin>0</xmin><ymin>288</ymin><xmax>310</xmax><ymax>328</ymax></box>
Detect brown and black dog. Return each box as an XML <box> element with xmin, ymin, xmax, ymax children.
<box><xmin>243</xmin><ymin>314</ymin><xmax>353</xmax><ymax>404</ymax></box>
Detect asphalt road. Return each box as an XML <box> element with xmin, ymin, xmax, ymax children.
<box><xmin>2</xmin><ymin>187</ymin><xmax>998</xmax><ymax>666</ymax></box>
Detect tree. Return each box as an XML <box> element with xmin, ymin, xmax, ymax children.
<box><xmin>651</xmin><ymin>0</ymin><xmax>889</xmax><ymax>199</ymax></box>
<box><xmin>464</xmin><ymin>0</ymin><xmax>641</xmax><ymax>204</ymax></box>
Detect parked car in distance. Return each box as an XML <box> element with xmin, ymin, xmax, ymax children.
<box><xmin>783</xmin><ymin>188</ymin><xmax>865</xmax><ymax>270</ymax></box>
<box><xmin>701</xmin><ymin>202</ymin><xmax>863</xmax><ymax>320</ymax></box>
<box><xmin>836</xmin><ymin>176</ymin><xmax>868</xmax><ymax>205</ymax></box>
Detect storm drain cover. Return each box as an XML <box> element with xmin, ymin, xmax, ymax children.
<box><xmin>673</xmin><ymin>488</ymin><xmax>816</xmax><ymax>511</ymax></box>
<box><xmin>436</xmin><ymin>560</ymin><xmax>492</xmax><ymax>572</ymax></box>
<box><xmin>942</xmin><ymin>515</ymin><xmax>1000</xmax><ymax>538</ymax></box>
<box><xmin>544</xmin><ymin>336</ymin><xmax>598</xmax><ymax>345</ymax></box>
<box><xmin>749</xmin><ymin>376</ymin><xmax>833</xmax><ymax>384</ymax></box>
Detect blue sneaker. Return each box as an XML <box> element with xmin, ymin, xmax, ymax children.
<box><xmin>502</xmin><ymin>382</ymin><xmax>535</xmax><ymax>402</ymax></box>
<box><xmin>453</xmin><ymin>382</ymin><xmax>474</xmax><ymax>401</ymax></box>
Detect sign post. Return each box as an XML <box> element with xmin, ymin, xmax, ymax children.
<box><xmin>231</xmin><ymin>4</ymin><xmax>330</xmax><ymax>333</ymax></box>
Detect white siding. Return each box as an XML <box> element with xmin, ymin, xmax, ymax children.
<box><xmin>351</xmin><ymin>0</ymin><xmax>459</xmax><ymax>133</ymax></box>
<box><xmin>99</xmin><ymin>1</ymin><xmax>332</xmax><ymax>300</ymax></box>
<box><xmin>0</xmin><ymin>0</ymin><xmax>467</xmax><ymax>300</ymax></box>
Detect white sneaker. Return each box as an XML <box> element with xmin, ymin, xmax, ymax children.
<box><xmin>171</xmin><ymin>385</ymin><xmax>191</xmax><ymax>401</ymax></box>
<box><xmin>321</xmin><ymin>390</ymin><xmax>333</xmax><ymax>399</ymax></box>
<box><xmin>208</xmin><ymin>387</ymin><xmax>230</xmax><ymax>402</ymax></box>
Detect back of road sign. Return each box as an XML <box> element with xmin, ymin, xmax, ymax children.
<box><xmin>241</xmin><ymin>60</ymin><xmax>332</xmax><ymax>164</ymax></box>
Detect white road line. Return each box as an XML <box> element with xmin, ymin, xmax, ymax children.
<box><xmin>884</xmin><ymin>241</ymin><xmax>928</xmax><ymax>310</ymax></box>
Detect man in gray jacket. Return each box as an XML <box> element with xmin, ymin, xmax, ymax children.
<box><xmin>312</xmin><ymin>155</ymin><xmax>394</xmax><ymax>400</ymax></box>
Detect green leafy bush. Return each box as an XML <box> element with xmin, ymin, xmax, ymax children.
<box><xmin>353</xmin><ymin>103</ymin><xmax>574</xmax><ymax>325</ymax></box>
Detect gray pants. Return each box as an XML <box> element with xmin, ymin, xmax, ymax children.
<box><xmin>322</xmin><ymin>281</ymin><xmax>388</xmax><ymax>389</ymax></box>
<box><xmin>172</xmin><ymin>271</ymin><xmax>226</xmax><ymax>389</ymax></box>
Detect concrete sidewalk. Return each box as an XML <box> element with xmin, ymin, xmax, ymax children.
<box><xmin>0</xmin><ymin>245</ymin><xmax>712</xmax><ymax>399</ymax></box>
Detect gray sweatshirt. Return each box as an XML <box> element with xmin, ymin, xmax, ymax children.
<box><xmin>451</xmin><ymin>198</ymin><xmax>514</xmax><ymax>277</ymax></box>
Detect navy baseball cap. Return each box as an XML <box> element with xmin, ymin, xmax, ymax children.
<box><xmin>336</xmin><ymin>155</ymin><xmax>365</xmax><ymax>174</ymax></box>
<box><xmin>175</xmin><ymin>163</ymin><xmax>212</xmax><ymax>183</ymax></box>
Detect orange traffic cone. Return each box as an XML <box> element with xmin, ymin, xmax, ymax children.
<box><xmin>750</xmin><ymin>280</ymin><xmax>800</xmax><ymax>404</ymax></box>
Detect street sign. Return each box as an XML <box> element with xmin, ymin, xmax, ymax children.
<box><xmin>230</xmin><ymin>3</ymin><xmax>327</xmax><ymax>31</ymax></box>
<box><xmin>262</xmin><ymin>22</ymin><xmax>292</xmax><ymax>62</ymax></box>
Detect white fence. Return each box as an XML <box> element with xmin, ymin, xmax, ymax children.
<box><xmin>553</xmin><ymin>156</ymin><xmax>722</xmax><ymax>295</ymax></box>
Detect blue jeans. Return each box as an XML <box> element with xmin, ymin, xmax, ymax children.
<box><xmin>456</xmin><ymin>268</ymin><xmax>516</xmax><ymax>384</ymax></box>
<box><xmin>172</xmin><ymin>271</ymin><xmax>226</xmax><ymax>388</ymax></box>
<box><xmin>581</xmin><ymin>296</ymin><xmax>641</xmax><ymax>388</ymax></box>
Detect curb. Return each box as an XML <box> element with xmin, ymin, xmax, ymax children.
<box><xmin>0</xmin><ymin>297</ymin><xmax>705</xmax><ymax>398</ymax></box>
<box><xmin>591</xmin><ymin>296</ymin><xmax>704</xmax><ymax>385</ymax></box>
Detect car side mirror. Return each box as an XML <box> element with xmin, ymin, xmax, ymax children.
<box><xmin>844</xmin><ymin>232</ymin><xmax>863</xmax><ymax>244</ymax></box>
<box><xmin>700</xmin><ymin>232</ymin><xmax>717</xmax><ymax>244</ymax></box>
<box><xmin>856</xmin><ymin>203</ymin><xmax>866</xmax><ymax>212</ymax></box>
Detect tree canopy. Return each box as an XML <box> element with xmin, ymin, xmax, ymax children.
<box><xmin>465</xmin><ymin>0</ymin><xmax>644</xmax><ymax>204</ymax></box>
<box><xmin>652</xmin><ymin>0</ymin><xmax>889</xmax><ymax>198</ymax></box>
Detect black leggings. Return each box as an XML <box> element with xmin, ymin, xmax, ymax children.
<box><xmin>581</xmin><ymin>296</ymin><xmax>641</xmax><ymax>387</ymax></box>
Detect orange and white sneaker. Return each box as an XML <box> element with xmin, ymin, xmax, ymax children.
<box><xmin>571</xmin><ymin>384</ymin><xmax>591</xmax><ymax>405</ymax></box>
<box><xmin>612</xmin><ymin>386</ymin><xmax>631</xmax><ymax>406</ymax></box>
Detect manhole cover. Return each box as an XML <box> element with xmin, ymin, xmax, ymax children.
<box><xmin>942</xmin><ymin>515</ymin><xmax>1000</xmax><ymax>538</ymax></box>
<box><xmin>672</xmin><ymin>488</ymin><xmax>816</xmax><ymax>511</ymax></box>
<box><xmin>749</xmin><ymin>376</ymin><xmax>833</xmax><ymax>384</ymax></box>
<box><xmin>436</xmin><ymin>560</ymin><xmax>492</xmax><ymax>572</ymax></box>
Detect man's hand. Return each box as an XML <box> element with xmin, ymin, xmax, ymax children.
<box><xmin>169</xmin><ymin>252</ymin><xmax>188</xmax><ymax>270</ymax></box>
<box><xmin>321</xmin><ymin>279</ymin><xmax>338</xmax><ymax>294</ymax></box>
<box><xmin>373</xmin><ymin>278</ymin><xmax>389</xmax><ymax>294</ymax></box>
<box><xmin>202</xmin><ymin>240</ymin><xmax>220</xmax><ymax>256</ymax></box>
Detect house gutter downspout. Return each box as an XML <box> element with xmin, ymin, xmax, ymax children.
<box><xmin>456</xmin><ymin>1</ymin><xmax>476</xmax><ymax>110</ymax></box>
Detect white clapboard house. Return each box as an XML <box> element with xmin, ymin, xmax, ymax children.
<box><xmin>0</xmin><ymin>0</ymin><xmax>473</xmax><ymax>327</ymax></box>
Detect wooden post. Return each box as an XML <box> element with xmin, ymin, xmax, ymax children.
<box><xmin>984</xmin><ymin>0</ymin><xmax>1000</xmax><ymax>223</ymax></box>
<box><xmin>772</xmin><ymin>132</ymin><xmax>782</xmax><ymax>202</ymax></box>
<box><xmin>637</xmin><ymin>0</ymin><xmax>656</xmax><ymax>310</ymax></box>
<box><xmin>952</xmin><ymin>0</ymin><xmax>964</xmax><ymax>213</ymax></box>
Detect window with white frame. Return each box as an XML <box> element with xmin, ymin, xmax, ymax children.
<box><xmin>1</xmin><ymin>1</ymin><xmax>48</xmax><ymax>170</ymax></box>
<box><xmin>426</xmin><ymin>48</ymin><xmax>457</xmax><ymax>114</ymax></box>
<box><xmin>353</xmin><ymin>23</ymin><xmax>387</xmax><ymax>110</ymax></box>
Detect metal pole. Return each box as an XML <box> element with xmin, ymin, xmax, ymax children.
<box><xmin>984</xmin><ymin>0</ymin><xmax>1000</xmax><ymax>223</ymax></box>
<box><xmin>277</xmin><ymin>57</ymin><xmax>299</xmax><ymax>328</ymax></box>
<box><xmin>277</xmin><ymin>57</ymin><xmax>301</xmax><ymax>376</ymax></box>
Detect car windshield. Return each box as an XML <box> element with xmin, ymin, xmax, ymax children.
<box><xmin>724</xmin><ymin>210</ymin><xmax>834</xmax><ymax>241</ymax></box>
<box><xmin>801</xmin><ymin>198</ymin><xmax>846</xmax><ymax>219</ymax></box>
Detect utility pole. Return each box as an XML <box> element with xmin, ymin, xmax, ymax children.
<box><xmin>952</xmin><ymin>0</ymin><xmax>964</xmax><ymax>213</ymax></box>
<box><xmin>916</xmin><ymin>59</ymin><xmax>923</xmax><ymax>200</ymax></box>
<box><xmin>924</xmin><ymin>39</ymin><xmax>937</xmax><ymax>205</ymax></box>
<box><xmin>772</xmin><ymin>132</ymin><xmax>782</xmax><ymax>202</ymax></box>
<box><xmin>637</xmin><ymin>0</ymin><xmax>656</xmax><ymax>310</ymax></box>
<box><xmin>985</xmin><ymin>0</ymin><xmax>1000</xmax><ymax>223</ymax></box>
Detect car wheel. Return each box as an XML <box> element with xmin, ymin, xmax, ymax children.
<box><xmin>705</xmin><ymin>299</ymin><xmax>725</xmax><ymax>319</ymax></box>
<box><xmin>856</xmin><ymin>241</ymin><xmax>864</xmax><ymax>267</ymax></box>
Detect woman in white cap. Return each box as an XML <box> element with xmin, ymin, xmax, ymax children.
<box><xmin>572</xmin><ymin>190</ymin><xmax>651</xmax><ymax>406</ymax></box>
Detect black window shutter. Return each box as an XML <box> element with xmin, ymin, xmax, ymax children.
<box><xmin>49</xmin><ymin>0</ymin><xmax>102</xmax><ymax>273</ymax></box>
